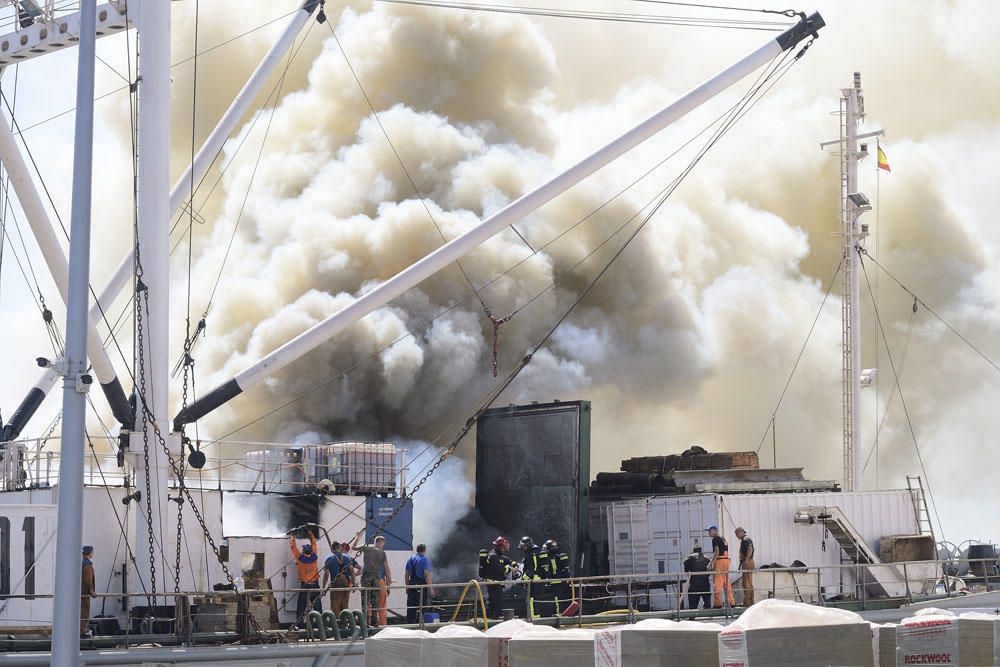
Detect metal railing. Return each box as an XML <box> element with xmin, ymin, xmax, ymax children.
<box><xmin>0</xmin><ymin>557</ymin><xmax>993</xmax><ymax>651</ymax></box>
<box><xmin>0</xmin><ymin>437</ymin><xmax>413</xmax><ymax>496</ymax></box>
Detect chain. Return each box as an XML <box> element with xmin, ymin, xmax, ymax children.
<box><xmin>131</xmin><ymin>355</ymin><xmax>272</xmax><ymax>639</ymax></box>
<box><xmin>172</xmin><ymin>445</ymin><xmax>185</xmax><ymax>593</ymax></box>
<box><xmin>135</xmin><ymin>272</ymin><xmax>157</xmax><ymax>600</ymax></box>
<box><xmin>367</xmin><ymin>348</ymin><xmax>536</xmax><ymax>540</ymax></box>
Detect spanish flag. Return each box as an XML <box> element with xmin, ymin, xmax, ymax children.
<box><xmin>877</xmin><ymin>145</ymin><xmax>891</xmax><ymax>172</ymax></box>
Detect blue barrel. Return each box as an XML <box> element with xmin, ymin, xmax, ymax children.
<box><xmin>423</xmin><ymin>612</ymin><xmax>440</xmax><ymax>624</ymax></box>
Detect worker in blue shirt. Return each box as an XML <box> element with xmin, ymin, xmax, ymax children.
<box><xmin>404</xmin><ymin>544</ymin><xmax>434</xmax><ymax>623</ymax></box>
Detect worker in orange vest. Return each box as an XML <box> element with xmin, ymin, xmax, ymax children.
<box><xmin>290</xmin><ymin>529</ymin><xmax>323</xmax><ymax>623</ymax></box>
<box><xmin>707</xmin><ymin>525</ymin><xmax>735</xmax><ymax>608</ymax></box>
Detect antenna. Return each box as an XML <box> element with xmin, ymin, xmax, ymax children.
<box><xmin>820</xmin><ymin>73</ymin><xmax>884</xmax><ymax>491</ymax></box>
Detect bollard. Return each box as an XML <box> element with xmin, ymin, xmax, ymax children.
<box><xmin>305</xmin><ymin>610</ymin><xmax>326</xmax><ymax>641</ymax></box>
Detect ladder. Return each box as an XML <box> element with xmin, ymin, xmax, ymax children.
<box><xmin>906</xmin><ymin>476</ymin><xmax>935</xmax><ymax>539</ymax></box>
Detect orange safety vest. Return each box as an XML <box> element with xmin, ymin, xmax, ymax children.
<box><xmin>290</xmin><ymin>535</ymin><xmax>321</xmax><ymax>584</ymax></box>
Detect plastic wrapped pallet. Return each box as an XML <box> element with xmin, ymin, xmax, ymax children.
<box><xmin>482</xmin><ymin>618</ymin><xmax>535</xmax><ymax>667</ymax></box>
<box><xmin>421</xmin><ymin>625</ymin><xmax>489</xmax><ymax>667</ymax></box>
<box><xmin>717</xmin><ymin>599</ymin><xmax>874</xmax><ymax>667</ymax></box>
<box><xmin>868</xmin><ymin>622</ymin><xmax>896</xmax><ymax>667</ymax></box>
<box><xmin>895</xmin><ymin>609</ymin><xmax>999</xmax><ymax>666</ymax></box>
<box><xmin>365</xmin><ymin>627</ymin><xmax>430</xmax><ymax>667</ymax></box>
<box><xmin>509</xmin><ymin>627</ymin><xmax>597</xmax><ymax>667</ymax></box>
<box><xmin>595</xmin><ymin>618</ymin><xmax>723</xmax><ymax>667</ymax></box>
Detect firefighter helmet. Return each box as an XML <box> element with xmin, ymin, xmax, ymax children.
<box><xmin>493</xmin><ymin>536</ymin><xmax>510</xmax><ymax>551</ymax></box>
<box><xmin>518</xmin><ymin>536</ymin><xmax>535</xmax><ymax>550</ymax></box>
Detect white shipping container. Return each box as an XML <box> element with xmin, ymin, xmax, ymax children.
<box><xmin>721</xmin><ymin>491</ymin><xmax>919</xmax><ymax>598</ymax></box>
<box><xmin>597</xmin><ymin>490</ymin><xmax>920</xmax><ymax>610</ymax></box>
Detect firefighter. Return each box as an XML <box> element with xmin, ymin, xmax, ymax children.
<box><xmin>683</xmin><ymin>546</ymin><xmax>711</xmax><ymax>610</ymax></box>
<box><xmin>518</xmin><ymin>536</ymin><xmax>546</xmax><ymax>618</ymax></box>
<box><xmin>541</xmin><ymin>539</ymin><xmax>572</xmax><ymax>616</ymax></box>
<box><xmin>479</xmin><ymin>536</ymin><xmax>517</xmax><ymax>619</ymax></box>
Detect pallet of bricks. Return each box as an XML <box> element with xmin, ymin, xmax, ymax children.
<box><xmin>193</xmin><ymin>590</ymin><xmax>278</xmax><ymax>634</ymax></box>
<box><xmin>193</xmin><ymin>593</ymin><xmax>239</xmax><ymax>633</ymax></box>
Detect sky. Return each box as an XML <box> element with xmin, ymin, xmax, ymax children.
<box><xmin>1</xmin><ymin>0</ymin><xmax>999</xmax><ymax>553</ymax></box>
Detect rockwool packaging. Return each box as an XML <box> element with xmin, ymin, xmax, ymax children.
<box><xmin>482</xmin><ymin>618</ymin><xmax>541</xmax><ymax>667</ymax></box>
<box><xmin>422</xmin><ymin>624</ymin><xmax>489</xmax><ymax>667</ymax></box>
<box><xmin>868</xmin><ymin>622</ymin><xmax>896</xmax><ymax>667</ymax></box>
<box><xmin>508</xmin><ymin>627</ymin><xmax>597</xmax><ymax>667</ymax></box>
<box><xmin>896</xmin><ymin>609</ymin><xmax>999</xmax><ymax>666</ymax></box>
<box><xmin>365</xmin><ymin>627</ymin><xmax>431</xmax><ymax>667</ymax></box>
<box><xmin>717</xmin><ymin>599</ymin><xmax>874</xmax><ymax>667</ymax></box>
<box><xmin>595</xmin><ymin>619</ymin><xmax>723</xmax><ymax>667</ymax></box>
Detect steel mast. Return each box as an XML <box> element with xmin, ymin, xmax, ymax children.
<box><xmin>50</xmin><ymin>0</ymin><xmax>97</xmax><ymax>662</ymax></box>
<box><xmin>821</xmin><ymin>72</ymin><xmax>882</xmax><ymax>491</ymax></box>
<box><xmin>133</xmin><ymin>0</ymin><xmax>172</xmax><ymax>595</ymax></box>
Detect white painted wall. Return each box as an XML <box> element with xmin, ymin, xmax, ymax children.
<box><xmin>0</xmin><ymin>503</ymin><xmax>56</xmax><ymax>627</ymax></box>
<box><xmin>600</xmin><ymin>490</ymin><xmax>921</xmax><ymax>609</ymax></box>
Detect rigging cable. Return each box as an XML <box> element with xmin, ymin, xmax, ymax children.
<box><xmin>858</xmin><ymin>246</ymin><xmax>1000</xmax><ymax>376</ymax></box>
<box><xmin>174</xmin><ymin>0</ymin><xmax>203</xmax><ymax>596</ymax></box>
<box><xmin>754</xmin><ymin>258</ymin><xmax>843</xmax><ymax>455</ymax></box>
<box><xmin>266</xmin><ymin>36</ymin><xmax>807</xmax><ymax>597</ymax></box>
<box><xmin>858</xmin><ymin>250</ymin><xmax>946</xmax><ymax>545</ymax></box>
<box><xmin>332</xmin><ymin>43</ymin><xmax>811</xmax><ymax>662</ymax></box>
<box><xmin>196</xmin><ymin>20</ymin><xmax>315</xmax><ymax>322</ymax></box>
<box><xmin>372</xmin><ymin>0</ymin><xmax>790</xmax><ymax>30</ymax></box>
<box><xmin>205</xmin><ymin>33</ymin><xmax>806</xmax><ymax>446</ymax></box>
<box><xmin>323</xmin><ymin>15</ymin><xmax>511</xmax><ymax>372</ymax></box>
<box><xmin>861</xmin><ymin>297</ymin><xmax>917</xmax><ymax>475</ymax></box>
<box><xmin>0</xmin><ymin>63</ymin><xmax>16</xmax><ymax>309</ymax></box>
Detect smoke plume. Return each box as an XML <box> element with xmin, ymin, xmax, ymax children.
<box><xmin>85</xmin><ymin>0</ymin><xmax>1000</xmax><ymax>548</ymax></box>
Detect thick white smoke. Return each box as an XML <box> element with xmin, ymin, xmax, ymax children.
<box><xmin>77</xmin><ymin>0</ymin><xmax>1000</xmax><ymax>547</ymax></box>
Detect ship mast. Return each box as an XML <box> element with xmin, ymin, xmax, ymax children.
<box><xmin>133</xmin><ymin>0</ymin><xmax>173</xmax><ymax>595</ymax></box>
<box><xmin>51</xmin><ymin>1</ymin><xmax>97</xmax><ymax>662</ymax></box>
<box><xmin>822</xmin><ymin>72</ymin><xmax>882</xmax><ymax>491</ymax></box>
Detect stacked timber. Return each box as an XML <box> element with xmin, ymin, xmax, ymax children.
<box><xmin>590</xmin><ymin>446</ymin><xmax>760</xmax><ymax>497</ymax></box>
<box><xmin>716</xmin><ymin>599</ymin><xmax>875</xmax><ymax>667</ymax></box>
<box><xmin>594</xmin><ymin>618</ymin><xmax>722</xmax><ymax>667</ymax></box>
<box><xmin>621</xmin><ymin>447</ymin><xmax>759</xmax><ymax>474</ymax></box>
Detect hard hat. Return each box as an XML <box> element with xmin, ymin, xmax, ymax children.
<box><xmin>543</xmin><ymin>539</ymin><xmax>558</xmax><ymax>551</ymax></box>
<box><xmin>518</xmin><ymin>536</ymin><xmax>535</xmax><ymax>549</ymax></box>
<box><xmin>493</xmin><ymin>536</ymin><xmax>510</xmax><ymax>551</ymax></box>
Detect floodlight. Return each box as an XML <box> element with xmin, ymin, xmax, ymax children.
<box><xmin>847</xmin><ymin>192</ymin><xmax>872</xmax><ymax>210</ymax></box>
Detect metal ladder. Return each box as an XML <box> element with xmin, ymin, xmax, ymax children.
<box><xmin>837</xmin><ymin>92</ymin><xmax>857</xmax><ymax>492</ymax></box>
<box><xmin>906</xmin><ymin>476</ymin><xmax>935</xmax><ymax>539</ymax></box>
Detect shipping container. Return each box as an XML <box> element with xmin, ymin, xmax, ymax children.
<box><xmin>594</xmin><ymin>490</ymin><xmax>921</xmax><ymax>609</ymax></box>
<box><xmin>366</xmin><ymin>496</ymin><xmax>414</xmax><ymax>552</ymax></box>
<box><xmin>476</xmin><ymin>400</ymin><xmax>591</xmax><ymax>574</ymax></box>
